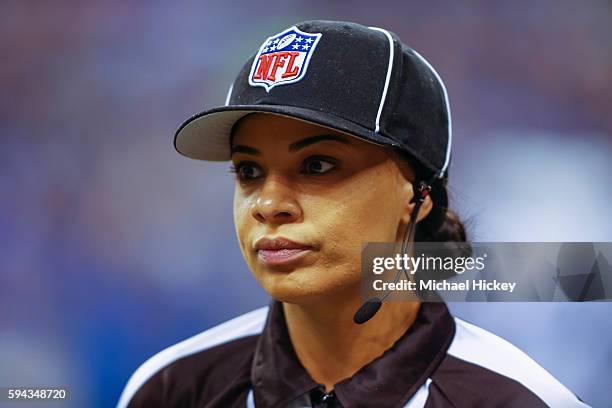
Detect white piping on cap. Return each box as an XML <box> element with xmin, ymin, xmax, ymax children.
<box><xmin>224</xmin><ymin>82</ymin><xmax>234</xmax><ymax>106</ymax></box>
<box><xmin>368</xmin><ymin>27</ymin><xmax>394</xmax><ymax>134</ymax></box>
<box><xmin>410</xmin><ymin>49</ymin><xmax>452</xmax><ymax>179</ymax></box>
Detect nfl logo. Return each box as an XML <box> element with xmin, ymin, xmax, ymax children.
<box><xmin>249</xmin><ymin>26</ymin><xmax>322</xmax><ymax>92</ymax></box>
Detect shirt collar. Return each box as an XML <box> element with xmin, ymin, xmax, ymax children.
<box><xmin>250</xmin><ymin>300</ymin><xmax>456</xmax><ymax>407</ymax></box>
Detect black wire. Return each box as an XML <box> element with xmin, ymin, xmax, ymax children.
<box><xmin>380</xmin><ymin>182</ymin><xmax>428</xmax><ymax>301</ymax></box>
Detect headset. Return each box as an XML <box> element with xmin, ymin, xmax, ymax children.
<box><xmin>353</xmin><ymin>180</ymin><xmax>432</xmax><ymax>324</ymax></box>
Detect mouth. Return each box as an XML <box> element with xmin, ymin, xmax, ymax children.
<box><xmin>254</xmin><ymin>236</ymin><xmax>314</xmax><ymax>267</ymax></box>
<box><xmin>257</xmin><ymin>248</ymin><xmax>312</xmax><ymax>266</ymax></box>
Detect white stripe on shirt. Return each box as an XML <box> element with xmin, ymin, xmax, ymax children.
<box><xmin>447</xmin><ymin>317</ymin><xmax>589</xmax><ymax>408</ymax></box>
<box><xmin>116</xmin><ymin>306</ymin><xmax>269</xmax><ymax>408</ymax></box>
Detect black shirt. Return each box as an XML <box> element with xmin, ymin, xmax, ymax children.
<box><xmin>117</xmin><ymin>301</ymin><xmax>588</xmax><ymax>407</ymax></box>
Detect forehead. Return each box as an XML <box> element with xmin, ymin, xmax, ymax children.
<box><xmin>230</xmin><ymin>112</ymin><xmax>414</xmax><ymax>179</ymax></box>
<box><xmin>231</xmin><ymin>113</ymin><xmax>357</xmax><ymax>146</ymax></box>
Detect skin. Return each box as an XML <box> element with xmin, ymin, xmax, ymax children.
<box><xmin>231</xmin><ymin>113</ymin><xmax>433</xmax><ymax>392</ymax></box>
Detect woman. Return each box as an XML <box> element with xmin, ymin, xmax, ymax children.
<box><xmin>117</xmin><ymin>20</ymin><xmax>588</xmax><ymax>407</ymax></box>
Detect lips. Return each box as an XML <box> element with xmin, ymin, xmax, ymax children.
<box><xmin>254</xmin><ymin>237</ymin><xmax>313</xmax><ymax>266</ymax></box>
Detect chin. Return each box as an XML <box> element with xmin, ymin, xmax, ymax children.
<box><xmin>257</xmin><ymin>267</ymin><xmax>360</xmax><ymax>305</ymax></box>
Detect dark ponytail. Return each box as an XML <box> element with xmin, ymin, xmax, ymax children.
<box><xmin>415</xmin><ymin>194</ymin><xmax>471</xmax><ymax>279</ymax></box>
<box><xmin>415</xmin><ymin>205</ymin><xmax>467</xmax><ymax>243</ymax></box>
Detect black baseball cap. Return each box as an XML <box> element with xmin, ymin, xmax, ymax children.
<box><xmin>174</xmin><ymin>20</ymin><xmax>452</xmax><ymax>185</ymax></box>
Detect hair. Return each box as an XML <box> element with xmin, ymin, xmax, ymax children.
<box><xmin>416</xmin><ymin>203</ymin><xmax>467</xmax><ymax>243</ymax></box>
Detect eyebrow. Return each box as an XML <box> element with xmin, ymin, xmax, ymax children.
<box><xmin>230</xmin><ymin>134</ymin><xmax>352</xmax><ymax>156</ymax></box>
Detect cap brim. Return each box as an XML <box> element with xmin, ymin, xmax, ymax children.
<box><xmin>174</xmin><ymin>104</ymin><xmax>398</xmax><ymax>161</ymax></box>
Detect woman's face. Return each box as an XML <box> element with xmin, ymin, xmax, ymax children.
<box><xmin>232</xmin><ymin>113</ymin><xmax>428</xmax><ymax>304</ymax></box>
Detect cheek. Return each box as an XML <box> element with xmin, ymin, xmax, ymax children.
<box><xmin>307</xmin><ymin>174</ymin><xmax>401</xmax><ymax>279</ymax></box>
<box><xmin>323</xmin><ymin>173</ymin><xmax>401</xmax><ymax>245</ymax></box>
<box><xmin>233</xmin><ymin>188</ymin><xmax>254</xmax><ymax>255</ymax></box>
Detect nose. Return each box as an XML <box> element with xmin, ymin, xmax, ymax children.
<box><xmin>250</xmin><ymin>177</ymin><xmax>302</xmax><ymax>225</ymax></box>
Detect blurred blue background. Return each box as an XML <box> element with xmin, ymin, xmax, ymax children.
<box><xmin>1</xmin><ymin>1</ymin><xmax>611</xmax><ymax>407</ymax></box>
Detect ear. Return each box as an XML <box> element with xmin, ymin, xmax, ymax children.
<box><xmin>399</xmin><ymin>182</ymin><xmax>434</xmax><ymax>225</ymax></box>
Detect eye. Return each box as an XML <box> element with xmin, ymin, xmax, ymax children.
<box><xmin>302</xmin><ymin>156</ymin><xmax>337</xmax><ymax>175</ymax></box>
<box><xmin>230</xmin><ymin>161</ymin><xmax>264</xmax><ymax>181</ymax></box>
